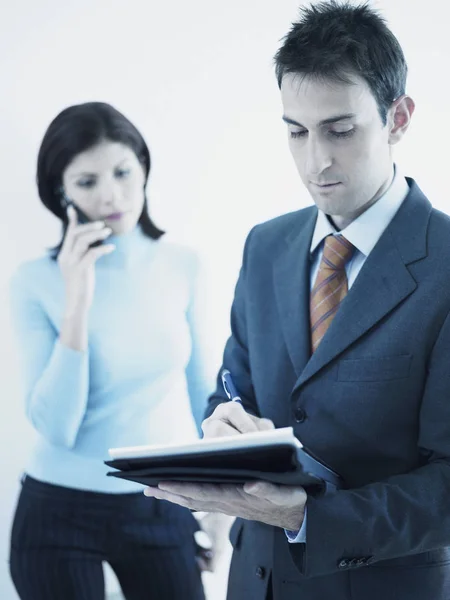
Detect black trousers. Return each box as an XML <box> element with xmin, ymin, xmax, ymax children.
<box><xmin>9</xmin><ymin>475</ymin><xmax>205</xmax><ymax>600</ymax></box>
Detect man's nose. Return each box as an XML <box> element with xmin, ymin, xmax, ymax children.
<box><xmin>305</xmin><ymin>135</ymin><xmax>333</xmax><ymax>177</ymax></box>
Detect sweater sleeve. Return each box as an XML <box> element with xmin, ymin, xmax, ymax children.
<box><xmin>10</xmin><ymin>266</ymin><xmax>90</xmax><ymax>448</ymax></box>
<box><xmin>184</xmin><ymin>252</ymin><xmax>216</xmax><ymax>436</ymax></box>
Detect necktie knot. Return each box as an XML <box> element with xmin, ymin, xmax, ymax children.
<box><xmin>321</xmin><ymin>235</ymin><xmax>355</xmax><ymax>271</ymax></box>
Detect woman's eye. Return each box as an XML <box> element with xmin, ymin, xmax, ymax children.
<box><xmin>115</xmin><ymin>168</ymin><xmax>131</xmax><ymax>179</ymax></box>
<box><xmin>76</xmin><ymin>179</ymin><xmax>96</xmax><ymax>189</ymax></box>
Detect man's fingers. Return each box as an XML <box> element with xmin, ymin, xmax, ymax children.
<box><xmin>257</xmin><ymin>418</ymin><xmax>276</xmax><ymax>431</ymax></box>
<box><xmin>202</xmin><ymin>404</ymin><xmax>276</xmax><ymax>438</ymax></box>
<box><xmin>243</xmin><ymin>481</ymin><xmax>307</xmax><ymax>506</ymax></box>
<box><xmin>201</xmin><ymin>418</ymin><xmax>247</xmax><ymax>438</ymax></box>
<box><xmin>202</xmin><ymin>402</ymin><xmax>260</xmax><ymax>436</ymax></box>
<box><xmin>243</xmin><ymin>481</ymin><xmax>277</xmax><ymax>497</ymax></box>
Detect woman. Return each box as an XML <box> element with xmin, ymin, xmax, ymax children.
<box><xmin>9</xmin><ymin>102</ymin><xmax>213</xmax><ymax>600</ymax></box>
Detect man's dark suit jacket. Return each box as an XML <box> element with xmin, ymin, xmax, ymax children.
<box><xmin>205</xmin><ymin>179</ymin><xmax>450</xmax><ymax>600</ymax></box>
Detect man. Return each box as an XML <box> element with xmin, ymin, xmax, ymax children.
<box><xmin>144</xmin><ymin>2</ymin><xmax>450</xmax><ymax>599</ymax></box>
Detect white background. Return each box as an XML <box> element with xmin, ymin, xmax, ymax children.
<box><xmin>0</xmin><ymin>1</ymin><xmax>448</xmax><ymax>598</ymax></box>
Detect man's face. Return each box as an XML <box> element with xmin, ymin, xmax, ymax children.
<box><xmin>281</xmin><ymin>73</ymin><xmax>396</xmax><ymax>225</ymax></box>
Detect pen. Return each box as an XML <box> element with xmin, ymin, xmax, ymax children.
<box><xmin>221</xmin><ymin>369</ymin><xmax>243</xmax><ymax>405</ymax></box>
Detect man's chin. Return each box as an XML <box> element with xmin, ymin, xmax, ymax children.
<box><xmin>310</xmin><ymin>197</ymin><xmax>342</xmax><ymax>215</ymax></box>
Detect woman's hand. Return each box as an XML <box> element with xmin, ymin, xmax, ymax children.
<box><xmin>58</xmin><ymin>205</ymin><xmax>114</xmax><ymax>351</ymax></box>
<box><xmin>193</xmin><ymin>512</ymin><xmax>233</xmax><ymax>573</ymax></box>
<box><xmin>58</xmin><ymin>205</ymin><xmax>114</xmax><ymax>315</ymax></box>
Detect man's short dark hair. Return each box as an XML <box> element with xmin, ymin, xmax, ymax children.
<box><xmin>274</xmin><ymin>1</ymin><xmax>408</xmax><ymax>124</ymax></box>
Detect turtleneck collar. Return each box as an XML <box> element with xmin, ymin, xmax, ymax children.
<box><xmin>97</xmin><ymin>225</ymin><xmax>156</xmax><ymax>269</ymax></box>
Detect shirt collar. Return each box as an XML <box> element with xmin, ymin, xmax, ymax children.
<box><xmin>310</xmin><ymin>165</ymin><xmax>410</xmax><ymax>258</ymax></box>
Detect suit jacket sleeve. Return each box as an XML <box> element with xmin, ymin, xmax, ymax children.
<box><xmin>290</xmin><ymin>306</ymin><xmax>450</xmax><ymax>577</ymax></box>
<box><xmin>204</xmin><ymin>227</ymin><xmax>260</xmax><ymax>420</ymax></box>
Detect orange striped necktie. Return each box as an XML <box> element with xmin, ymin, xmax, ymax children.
<box><xmin>310</xmin><ymin>235</ymin><xmax>356</xmax><ymax>353</ymax></box>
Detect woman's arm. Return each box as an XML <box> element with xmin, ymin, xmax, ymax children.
<box><xmin>185</xmin><ymin>252</ymin><xmax>216</xmax><ymax>437</ymax></box>
<box><xmin>10</xmin><ymin>268</ymin><xmax>90</xmax><ymax>448</ymax></box>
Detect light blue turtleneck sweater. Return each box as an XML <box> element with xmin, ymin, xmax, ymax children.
<box><xmin>10</xmin><ymin>227</ymin><xmax>214</xmax><ymax>492</ymax></box>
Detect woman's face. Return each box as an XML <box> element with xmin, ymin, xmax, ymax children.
<box><xmin>62</xmin><ymin>140</ymin><xmax>147</xmax><ymax>235</ymax></box>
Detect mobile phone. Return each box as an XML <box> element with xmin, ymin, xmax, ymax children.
<box><xmin>61</xmin><ymin>190</ymin><xmax>104</xmax><ymax>247</ymax></box>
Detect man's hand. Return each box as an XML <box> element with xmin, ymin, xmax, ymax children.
<box><xmin>145</xmin><ymin>403</ymin><xmax>306</xmax><ymax>531</ymax></box>
<box><xmin>202</xmin><ymin>401</ymin><xmax>275</xmax><ymax>437</ymax></box>
<box><xmin>144</xmin><ymin>481</ymin><xmax>307</xmax><ymax>532</ymax></box>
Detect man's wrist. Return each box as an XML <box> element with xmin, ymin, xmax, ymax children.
<box><xmin>283</xmin><ymin>509</ymin><xmax>305</xmax><ymax>532</ymax></box>
<box><xmin>285</xmin><ymin>508</ymin><xmax>307</xmax><ymax>543</ymax></box>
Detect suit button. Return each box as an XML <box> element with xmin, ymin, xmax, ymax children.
<box><xmin>294</xmin><ymin>407</ymin><xmax>307</xmax><ymax>423</ymax></box>
<box><xmin>255</xmin><ymin>566</ymin><xmax>266</xmax><ymax>579</ymax></box>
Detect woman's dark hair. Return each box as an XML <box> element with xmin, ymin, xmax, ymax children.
<box><xmin>274</xmin><ymin>1</ymin><xmax>408</xmax><ymax>125</ymax></box>
<box><xmin>36</xmin><ymin>101</ymin><xmax>165</xmax><ymax>258</ymax></box>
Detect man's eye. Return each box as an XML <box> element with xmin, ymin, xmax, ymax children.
<box><xmin>290</xmin><ymin>130</ymin><xmax>307</xmax><ymax>139</ymax></box>
<box><xmin>329</xmin><ymin>129</ymin><xmax>354</xmax><ymax>139</ymax></box>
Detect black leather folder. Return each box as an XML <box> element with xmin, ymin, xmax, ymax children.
<box><xmin>105</xmin><ymin>427</ymin><xmax>342</xmax><ymax>496</ymax></box>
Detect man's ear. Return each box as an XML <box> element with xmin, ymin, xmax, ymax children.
<box><xmin>388</xmin><ymin>94</ymin><xmax>415</xmax><ymax>145</ymax></box>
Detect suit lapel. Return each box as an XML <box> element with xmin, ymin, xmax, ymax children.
<box><xmin>292</xmin><ymin>178</ymin><xmax>431</xmax><ymax>391</ymax></box>
<box><xmin>273</xmin><ymin>208</ymin><xmax>317</xmax><ymax>377</ymax></box>
<box><xmin>294</xmin><ymin>232</ymin><xmax>416</xmax><ymax>389</ymax></box>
